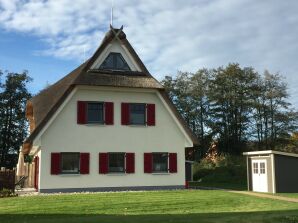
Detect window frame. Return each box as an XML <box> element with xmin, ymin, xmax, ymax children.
<box><xmin>86</xmin><ymin>101</ymin><xmax>105</xmax><ymax>124</ymax></box>
<box><xmin>99</xmin><ymin>52</ymin><xmax>131</xmax><ymax>71</ymax></box>
<box><xmin>260</xmin><ymin>162</ymin><xmax>266</xmax><ymax>174</ymax></box>
<box><xmin>60</xmin><ymin>152</ymin><xmax>80</xmax><ymax>174</ymax></box>
<box><xmin>129</xmin><ymin>103</ymin><xmax>147</xmax><ymax>126</ymax></box>
<box><xmin>152</xmin><ymin>152</ymin><xmax>169</xmax><ymax>173</ymax></box>
<box><xmin>108</xmin><ymin>152</ymin><xmax>126</xmax><ymax>173</ymax></box>
<box><xmin>253</xmin><ymin>162</ymin><xmax>258</xmax><ymax>174</ymax></box>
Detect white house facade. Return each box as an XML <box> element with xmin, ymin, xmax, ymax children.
<box><xmin>22</xmin><ymin>26</ymin><xmax>198</xmax><ymax>193</ymax></box>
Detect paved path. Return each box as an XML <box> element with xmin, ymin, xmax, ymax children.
<box><xmin>189</xmin><ymin>186</ymin><xmax>298</xmax><ymax>203</ymax></box>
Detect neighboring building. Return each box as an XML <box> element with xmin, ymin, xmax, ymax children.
<box><xmin>22</xmin><ymin>26</ymin><xmax>198</xmax><ymax>193</ymax></box>
<box><xmin>243</xmin><ymin>150</ymin><xmax>298</xmax><ymax>193</ymax></box>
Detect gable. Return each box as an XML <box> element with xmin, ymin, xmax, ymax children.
<box><xmin>90</xmin><ymin>39</ymin><xmax>141</xmax><ymax>72</ymax></box>
<box><xmin>23</xmin><ymin>26</ymin><xmax>198</xmax><ymax>154</ymax></box>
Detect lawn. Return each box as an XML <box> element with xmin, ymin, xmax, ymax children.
<box><xmin>189</xmin><ymin>181</ymin><xmax>247</xmax><ymax>190</ymax></box>
<box><xmin>0</xmin><ymin>190</ymin><xmax>298</xmax><ymax>223</ymax></box>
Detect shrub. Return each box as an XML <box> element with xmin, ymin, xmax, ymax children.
<box><xmin>193</xmin><ymin>154</ymin><xmax>247</xmax><ymax>184</ymax></box>
<box><xmin>0</xmin><ymin>188</ymin><xmax>18</xmax><ymax>198</ymax></box>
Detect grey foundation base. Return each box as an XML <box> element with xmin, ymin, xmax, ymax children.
<box><xmin>39</xmin><ymin>185</ymin><xmax>185</xmax><ymax>193</ymax></box>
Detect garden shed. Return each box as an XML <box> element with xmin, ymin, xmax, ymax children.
<box><xmin>243</xmin><ymin>150</ymin><xmax>298</xmax><ymax>193</ymax></box>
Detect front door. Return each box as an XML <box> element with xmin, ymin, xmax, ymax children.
<box><xmin>252</xmin><ymin>160</ymin><xmax>268</xmax><ymax>192</ymax></box>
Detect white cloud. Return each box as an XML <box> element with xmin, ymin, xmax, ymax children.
<box><xmin>1</xmin><ymin>0</ymin><xmax>298</xmax><ymax>106</ymax></box>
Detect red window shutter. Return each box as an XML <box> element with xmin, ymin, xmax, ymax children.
<box><xmin>77</xmin><ymin>101</ymin><xmax>87</xmax><ymax>124</ymax></box>
<box><xmin>121</xmin><ymin>103</ymin><xmax>130</xmax><ymax>125</ymax></box>
<box><xmin>169</xmin><ymin>153</ymin><xmax>177</xmax><ymax>173</ymax></box>
<box><xmin>99</xmin><ymin>153</ymin><xmax>108</xmax><ymax>174</ymax></box>
<box><xmin>80</xmin><ymin>153</ymin><xmax>90</xmax><ymax>174</ymax></box>
<box><xmin>147</xmin><ymin>104</ymin><xmax>155</xmax><ymax>126</ymax></box>
<box><xmin>104</xmin><ymin>102</ymin><xmax>114</xmax><ymax>125</ymax></box>
<box><xmin>144</xmin><ymin>153</ymin><xmax>153</xmax><ymax>173</ymax></box>
<box><xmin>51</xmin><ymin>153</ymin><xmax>60</xmax><ymax>175</ymax></box>
<box><xmin>126</xmin><ymin>153</ymin><xmax>135</xmax><ymax>173</ymax></box>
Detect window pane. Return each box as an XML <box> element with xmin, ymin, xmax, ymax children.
<box><xmin>61</xmin><ymin>153</ymin><xmax>80</xmax><ymax>173</ymax></box>
<box><xmin>153</xmin><ymin>153</ymin><xmax>168</xmax><ymax>172</ymax></box>
<box><xmin>260</xmin><ymin>162</ymin><xmax>265</xmax><ymax>174</ymax></box>
<box><xmin>87</xmin><ymin>103</ymin><xmax>103</xmax><ymax>123</ymax></box>
<box><xmin>130</xmin><ymin>104</ymin><xmax>146</xmax><ymax>125</ymax></box>
<box><xmin>100</xmin><ymin>54</ymin><xmax>114</xmax><ymax>69</ymax></box>
<box><xmin>99</xmin><ymin>53</ymin><xmax>131</xmax><ymax>71</ymax></box>
<box><xmin>116</xmin><ymin>55</ymin><xmax>130</xmax><ymax>70</ymax></box>
<box><xmin>253</xmin><ymin>162</ymin><xmax>258</xmax><ymax>174</ymax></box>
<box><xmin>108</xmin><ymin>153</ymin><xmax>125</xmax><ymax>173</ymax></box>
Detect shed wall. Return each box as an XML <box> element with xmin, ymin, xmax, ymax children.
<box><xmin>275</xmin><ymin>154</ymin><xmax>298</xmax><ymax>193</ymax></box>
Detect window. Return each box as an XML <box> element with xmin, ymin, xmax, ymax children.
<box><xmin>99</xmin><ymin>52</ymin><xmax>131</xmax><ymax>71</ymax></box>
<box><xmin>130</xmin><ymin>103</ymin><xmax>146</xmax><ymax>125</ymax></box>
<box><xmin>253</xmin><ymin>162</ymin><xmax>258</xmax><ymax>174</ymax></box>
<box><xmin>152</xmin><ymin>153</ymin><xmax>168</xmax><ymax>173</ymax></box>
<box><xmin>61</xmin><ymin>153</ymin><xmax>80</xmax><ymax>174</ymax></box>
<box><xmin>260</xmin><ymin>162</ymin><xmax>266</xmax><ymax>174</ymax></box>
<box><xmin>108</xmin><ymin>153</ymin><xmax>125</xmax><ymax>173</ymax></box>
<box><xmin>87</xmin><ymin>102</ymin><xmax>104</xmax><ymax>123</ymax></box>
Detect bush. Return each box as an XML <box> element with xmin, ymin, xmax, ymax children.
<box><xmin>0</xmin><ymin>188</ymin><xmax>17</xmax><ymax>198</ymax></box>
<box><xmin>193</xmin><ymin>154</ymin><xmax>247</xmax><ymax>185</ymax></box>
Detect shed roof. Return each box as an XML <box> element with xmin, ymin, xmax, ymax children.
<box><xmin>243</xmin><ymin>150</ymin><xmax>298</xmax><ymax>158</ymax></box>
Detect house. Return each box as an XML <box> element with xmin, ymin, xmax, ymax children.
<box><xmin>21</xmin><ymin>26</ymin><xmax>199</xmax><ymax>193</ymax></box>
<box><xmin>243</xmin><ymin>150</ymin><xmax>298</xmax><ymax>193</ymax></box>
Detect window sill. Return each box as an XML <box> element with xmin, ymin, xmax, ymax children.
<box><xmin>152</xmin><ymin>172</ymin><xmax>170</xmax><ymax>175</ymax></box>
<box><xmin>106</xmin><ymin>173</ymin><xmax>127</xmax><ymax>176</ymax></box>
<box><xmin>85</xmin><ymin>123</ymin><xmax>106</xmax><ymax>126</ymax></box>
<box><xmin>128</xmin><ymin>125</ymin><xmax>147</xmax><ymax>127</ymax></box>
<box><xmin>58</xmin><ymin>174</ymin><xmax>81</xmax><ymax>176</ymax></box>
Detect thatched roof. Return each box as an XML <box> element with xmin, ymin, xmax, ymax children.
<box><xmin>23</xmin><ymin>27</ymin><xmax>198</xmax><ymax>154</ymax></box>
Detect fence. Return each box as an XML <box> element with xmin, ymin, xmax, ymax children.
<box><xmin>0</xmin><ymin>169</ymin><xmax>15</xmax><ymax>192</ymax></box>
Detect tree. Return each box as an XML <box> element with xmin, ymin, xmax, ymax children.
<box><xmin>207</xmin><ymin>64</ymin><xmax>258</xmax><ymax>154</ymax></box>
<box><xmin>162</xmin><ymin>64</ymin><xmax>298</xmax><ymax>158</ymax></box>
<box><xmin>251</xmin><ymin>71</ymin><xmax>298</xmax><ymax>150</ymax></box>
<box><xmin>0</xmin><ymin>70</ymin><xmax>32</xmax><ymax>168</ymax></box>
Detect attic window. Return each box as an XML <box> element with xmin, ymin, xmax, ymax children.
<box><xmin>99</xmin><ymin>52</ymin><xmax>131</xmax><ymax>71</ymax></box>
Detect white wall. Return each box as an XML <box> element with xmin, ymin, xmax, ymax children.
<box><xmin>36</xmin><ymin>86</ymin><xmax>191</xmax><ymax>190</ymax></box>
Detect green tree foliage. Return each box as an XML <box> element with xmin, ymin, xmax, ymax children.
<box><xmin>0</xmin><ymin>70</ymin><xmax>32</xmax><ymax>168</ymax></box>
<box><xmin>162</xmin><ymin>63</ymin><xmax>298</xmax><ymax>157</ymax></box>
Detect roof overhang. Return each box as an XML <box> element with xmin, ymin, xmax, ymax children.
<box><xmin>243</xmin><ymin>150</ymin><xmax>298</xmax><ymax>158</ymax></box>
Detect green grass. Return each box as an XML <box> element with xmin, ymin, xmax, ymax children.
<box><xmin>277</xmin><ymin>193</ymin><xmax>298</xmax><ymax>199</ymax></box>
<box><xmin>0</xmin><ymin>190</ymin><xmax>298</xmax><ymax>223</ymax></box>
<box><xmin>189</xmin><ymin>181</ymin><xmax>247</xmax><ymax>190</ymax></box>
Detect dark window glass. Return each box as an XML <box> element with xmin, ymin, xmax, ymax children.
<box><xmin>87</xmin><ymin>102</ymin><xmax>103</xmax><ymax>123</ymax></box>
<box><xmin>152</xmin><ymin>153</ymin><xmax>168</xmax><ymax>173</ymax></box>
<box><xmin>99</xmin><ymin>53</ymin><xmax>131</xmax><ymax>71</ymax></box>
<box><xmin>130</xmin><ymin>104</ymin><xmax>146</xmax><ymax>125</ymax></box>
<box><xmin>61</xmin><ymin>153</ymin><xmax>80</xmax><ymax>174</ymax></box>
<box><xmin>108</xmin><ymin>153</ymin><xmax>125</xmax><ymax>173</ymax></box>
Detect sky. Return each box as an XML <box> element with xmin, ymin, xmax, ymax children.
<box><xmin>0</xmin><ymin>0</ymin><xmax>298</xmax><ymax>107</ymax></box>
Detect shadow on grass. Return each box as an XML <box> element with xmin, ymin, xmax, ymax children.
<box><xmin>1</xmin><ymin>210</ymin><xmax>298</xmax><ymax>223</ymax></box>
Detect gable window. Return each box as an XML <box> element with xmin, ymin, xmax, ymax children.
<box><xmin>99</xmin><ymin>52</ymin><xmax>131</xmax><ymax>71</ymax></box>
<box><xmin>130</xmin><ymin>103</ymin><xmax>146</xmax><ymax>125</ymax></box>
<box><xmin>152</xmin><ymin>153</ymin><xmax>168</xmax><ymax>173</ymax></box>
<box><xmin>61</xmin><ymin>153</ymin><xmax>80</xmax><ymax>174</ymax></box>
<box><xmin>87</xmin><ymin>102</ymin><xmax>104</xmax><ymax>123</ymax></box>
<box><xmin>108</xmin><ymin>153</ymin><xmax>125</xmax><ymax>173</ymax></box>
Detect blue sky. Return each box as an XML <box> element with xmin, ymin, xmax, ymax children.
<box><xmin>0</xmin><ymin>0</ymin><xmax>298</xmax><ymax>107</ymax></box>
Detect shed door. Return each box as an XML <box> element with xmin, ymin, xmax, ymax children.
<box><xmin>252</xmin><ymin>160</ymin><xmax>268</xmax><ymax>192</ymax></box>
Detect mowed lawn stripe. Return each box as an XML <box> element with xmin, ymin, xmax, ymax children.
<box><xmin>0</xmin><ymin>190</ymin><xmax>298</xmax><ymax>223</ymax></box>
